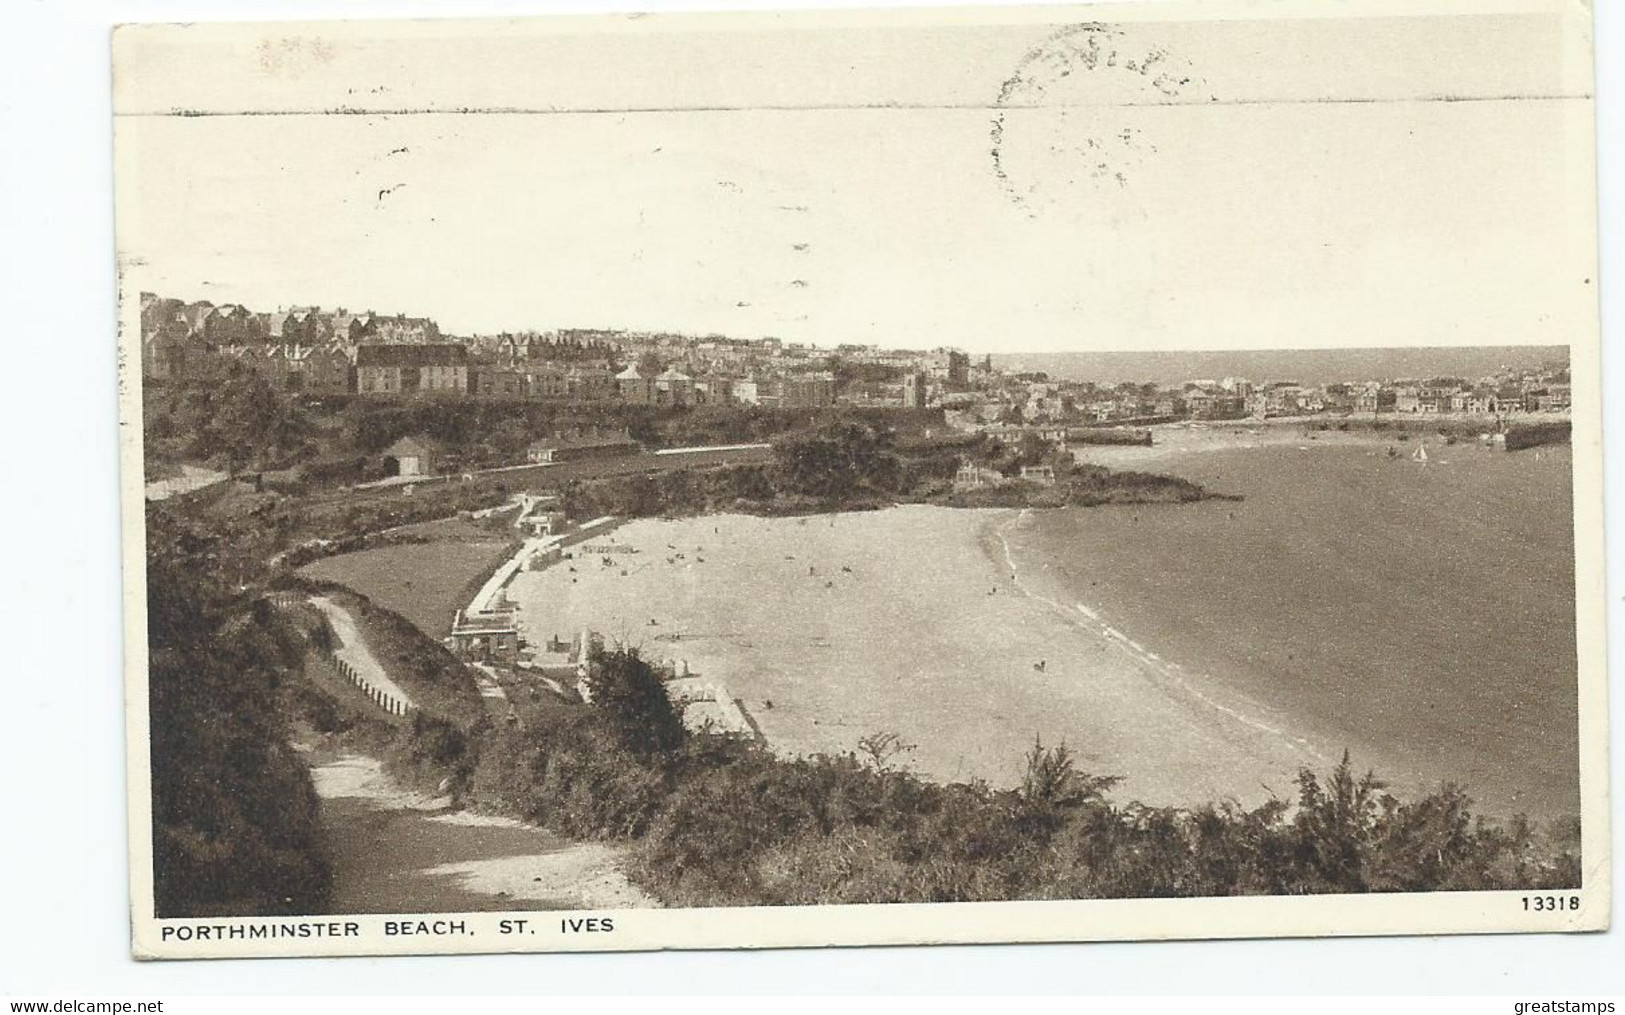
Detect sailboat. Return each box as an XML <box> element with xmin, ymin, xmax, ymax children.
<box><xmin>1412</xmin><ymin>444</ymin><xmax>1429</xmax><ymax>464</ymax></box>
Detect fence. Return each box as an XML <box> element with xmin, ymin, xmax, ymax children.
<box><xmin>265</xmin><ymin>591</ymin><xmax>414</xmax><ymax>718</ymax></box>
<box><xmin>331</xmin><ymin>653</ymin><xmax>413</xmax><ymax>717</ymax></box>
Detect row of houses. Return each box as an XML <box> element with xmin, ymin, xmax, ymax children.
<box><xmin>1392</xmin><ymin>385</ymin><xmax>1571</xmax><ymax>415</ymax></box>
<box><xmin>974</xmin><ymin>364</ymin><xmax>1573</xmax><ymax>429</ymax></box>
<box><xmin>140</xmin><ymin>291</ymin><xmax>987</xmax><ymax>411</ymax></box>
<box><xmin>141</xmin><ymin>294</ymin><xmax>440</xmax><ymax>352</ymax></box>
<box><xmin>161</xmin><ymin>329</ymin><xmax>854</xmax><ymax>408</ymax></box>
<box><xmin>485</xmin><ymin>329</ymin><xmax>972</xmax><ymax>383</ymax></box>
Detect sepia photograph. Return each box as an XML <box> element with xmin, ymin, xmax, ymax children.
<box><xmin>113</xmin><ymin>0</ymin><xmax>1608</xmax><ymax>959</ymax></box>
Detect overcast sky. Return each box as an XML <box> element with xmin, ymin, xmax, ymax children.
<box><xmin>114</xmin><ymin>5</ymin><xmax>1597</xmax><ymax>354</ymax></box>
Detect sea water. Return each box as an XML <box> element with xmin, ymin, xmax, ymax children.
<box><xmin>1014</xmin><ymin>441</ymin><xmax>1579</xmax><ymax>821</ymax></box>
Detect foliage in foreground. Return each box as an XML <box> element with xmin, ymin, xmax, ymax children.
<box><xmin>145</xmin><ymin>426</ymin><xmax>1571</xmax><ymax>914</ymax></box>
<box><xmin>149</xmin><ymin>520</ymin><xmax>1582</xmax><ymax>919</ymax></box>
<box><xmin>146</xmin><ymin>511</ymin><xmax>332</xmax><ymax>917</ymax></box>
<box><xmin>440</xmin><ymin>649</ymin><xmax>1580</xmax><ymax>908</ymax></box>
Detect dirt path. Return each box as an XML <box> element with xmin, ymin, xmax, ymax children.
<box><xmin>144</xmin><ymin>463</ymin><xmax>228</xmax><ymax>501</ymax></box>
<box><xmin>305</xmin><ymin>748</ymin><xmax>656</xmax><ymax>913</ymax></box>
<box><xmin>309</xmin><ymin>596</ymin><xmax>417</xmax><ymax>711</ymax></box>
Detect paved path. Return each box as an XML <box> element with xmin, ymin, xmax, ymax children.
<box><xmin>309</xmin><ymin>596</ymin><xmax>417</xmax><ymax>712</ymax></box>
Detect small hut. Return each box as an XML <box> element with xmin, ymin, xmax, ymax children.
<box><xmin>383</xmin><ymin>435</ymin><xmax>437</xmax><ymax>478</ymax></box>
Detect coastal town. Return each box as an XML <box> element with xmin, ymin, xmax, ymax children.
<box><xmin>137</xmin><ymin>288</ymin><xmax>1584</xmax><ymax>922</ymax></box>
<box><xmin>142</xmin><ymin>292</ymin><xmax>1574</xmax><ymax>431</ymax></box>
<box><xmin>93</xmin><ymin>2</ymin><xmax>1606</xmax><ymax>972</ymax></box>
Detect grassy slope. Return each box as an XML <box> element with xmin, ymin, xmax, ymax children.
<box><xmin>298</xmin><ymin>517</ymin><xmax>519</xmax><ymax>638</ymax></box>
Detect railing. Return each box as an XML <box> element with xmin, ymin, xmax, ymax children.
<box><xmin>331</xmin><ymin>654</ymin><xmax>412</xmax><ymax>717</ymax></box>
<box><xmin>264</xmin><ymin>592</ymin><xmax>413</xmax><ymax>718</ymax></box>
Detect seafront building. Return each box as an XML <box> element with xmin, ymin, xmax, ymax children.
<box><xmin>448</xmin><ymin>608</ymin><xmax>521</xmax><ymax>664</ymax></box>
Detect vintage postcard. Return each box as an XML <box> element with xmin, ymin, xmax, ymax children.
<box><xmin>114</xmin><ymin>0</ymin><xmax>1608</xmax><ymax>959</ymax></box>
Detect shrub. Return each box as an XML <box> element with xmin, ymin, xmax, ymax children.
<box><xmin>582</xmin><ymin>647</ymin><xmax>687</xmax><ymax>760</ymax></box>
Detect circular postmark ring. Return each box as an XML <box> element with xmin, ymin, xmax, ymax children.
<box><xmin>991</xmin><ymin>23</ymin><xmax>1206</xmax><ymax>217</ymax></box>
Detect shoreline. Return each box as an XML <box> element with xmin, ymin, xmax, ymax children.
<box><xmin>1021</xmin><ymin>441</ymin><xmax>1579</xmax><ymax>822</ymax></box>
<box><xmin>506</xmin><ymin>504</ymin><xmax>1333</xmax><ymax>810</ymax></box>
<box><xmin>450</xmin><ymin>432</ymin><xmax>1577</xmax><ymax>823</ymax></box>
<box><xmin>988</xmin><ymin>508</ymin><xmax>1338</xmax><ymax>774</ymax></box>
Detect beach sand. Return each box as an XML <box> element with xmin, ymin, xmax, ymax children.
<box><xmin>1067</xmin><ymin>419</ymin><xmax>1399</xmax><ymax>470</ymax></box>
<box><xmin>507</xmin><ymin>505</ymin><xmax>1328</xmax><ymax>809</ymax></box>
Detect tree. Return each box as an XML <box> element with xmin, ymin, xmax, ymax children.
<box><xmin>582</xmin><ymin>647</ymin><xmax>686</xmax><ymax>759</ymax></box>
<box><xmin>1016</xmin><ymin>737</ymin><xmax>1120</xmax><ymax>840</ymax></box>
<box><xmin>151</xmin><ymin>358</ymin><xmax>312</xmax><ymax>474</ymax></box>
<box><xmin>772</xmin><ymin>421</ymin><xmax>900</xmax><ymax>499</ymax></box>
<box><xmin>1291</xmin><ymin>750</ymin><xmax>1390</xmax><ymax>891</ymax></box>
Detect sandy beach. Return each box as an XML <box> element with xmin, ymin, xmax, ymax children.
<box><xmin>507</xmin><ymin>505</ymin><xmax>1330</xmax><ymax>809</ymax></box>
<box><xmin>1069</xmin><ymin>419</ymin><xmax>1409</xmax><ymax>469</ymax></box>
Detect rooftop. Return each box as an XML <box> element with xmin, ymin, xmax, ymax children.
<box><xmin>383</xmin><ymin>435</ymin><xmax>437</xmax><ymax>457</ymax></box>
<box><xmin>452</xmin><ymin>609</ymin><xmax>519</xmax><ymax>635</ymax></box>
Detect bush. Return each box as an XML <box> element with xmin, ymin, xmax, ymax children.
<box><xmin>582</xmin><ymin>647</ymin><xmax>687</xmax><ymax>760</ymax></box>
